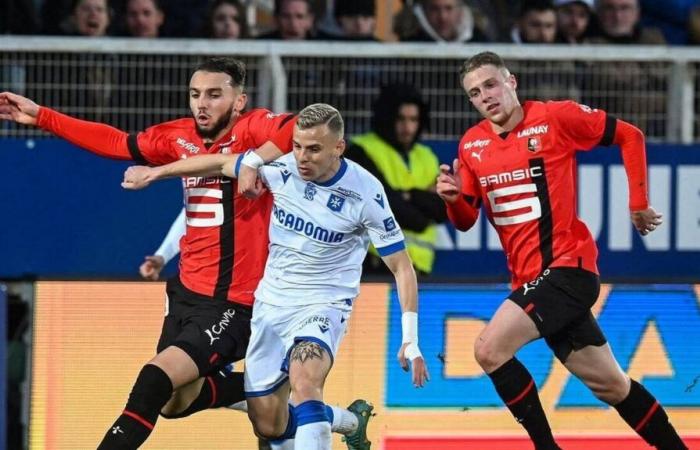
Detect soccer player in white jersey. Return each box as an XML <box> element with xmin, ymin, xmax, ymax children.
<box><xmin>121</xmin><ymin>103</ymin><xmax>430</xmax><ymax>450</ymax></box>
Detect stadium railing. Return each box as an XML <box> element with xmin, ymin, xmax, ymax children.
<box><xmin>0</xmin><ymin>37</ymin><xmax>698</xmax><ymax>143</ymax></box>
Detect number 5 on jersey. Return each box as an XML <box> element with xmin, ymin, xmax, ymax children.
<box><xmin>186</xmin><ymin>188</ymin><xmax>224</xmax><ymax>227</ymax></box>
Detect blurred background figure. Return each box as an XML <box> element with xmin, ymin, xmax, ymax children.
<box><xmin>202</xmin><ymin>0</ymin><xmax>249</xmax><ymax>39</ymax></box>
<box><xmin>258</xmin><ymin>0</ymin><xmax>317</xmax><ymax>40</ymax></box>
<box><xmin>399</xmin><ymin>0</ymin><xmax>488</xmax><ymax>43</ymax></box>
<box><xmin>347</xmin><ymin>83</ymin><xmax>447</xmax><ymax>277</ymax></box>
<box><xmin>69</xmin><ymin>0</ymin><xmax>112</xmax><ymax>36</ymax></box>
<box><xmin>124</xmin><ymin>0</ymin><xmax>164</xmax><ymax>37</ymax></box>
<box><xmin>588</xmin><ymin>0</ymin><xmax>666</xmax><ymax>44</ymax></box>
<box><xmin>331</xmin><ymin>0</ymin><xmax>378</xmax><ymax>40</ymax></box>
<box><xmin>555</xmin><ymin>0</ymin><xmax>594</xmax><ymax>43</ymax></box>
<box><xmin>511</xmin><ymin>0</ymin><xmax>557</xmax><ymax>43</ymax></box>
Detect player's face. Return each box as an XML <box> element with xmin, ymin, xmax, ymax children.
<box><xmin>395</xmin><ymin>103</ymin><xmax>420</xmax><ymax>150</ymax></box>
<box><xmin>189</xmin><ymin>70</ymin><xmax>247</xmax><ymax>142</ymax></box>
<box><xmin>293</xmin><ymin>124</ymin><xmax>345</xmax><ymax>182</ymax></box>
<box><xmin>463</xmin><ymin>64</ymin><xmax>519</xmax><ymax>127</ymax></box>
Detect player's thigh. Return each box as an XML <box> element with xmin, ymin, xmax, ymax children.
<box><xmin>564</xmin><ymin>342</ymin><xmax>629</xmax><ymax>395</ymax></box>
<box><xmin>288</xmin><ymin>340</ymin><xmax>333</xmax><ymax>399</ymax></box>
<box><xmin>476</xmin><ymin>299</ymin><xmax>540</xmax><ymax>360</ymax></box>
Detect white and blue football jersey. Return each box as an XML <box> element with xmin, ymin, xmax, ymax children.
<box><xmin>254</xmin><ymin>153</ymin><xmax>405</xmax><ymax>305</ymax></box>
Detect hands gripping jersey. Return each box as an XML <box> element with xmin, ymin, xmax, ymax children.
<box><xmin>457</xmin><ymin>100</ymin><xmax>616</xmax><ymax>288</ymax></box>
<box><xmin>254</xmin><ymin>154</ymin><xmax>406</xmax><ymax>305</ymax></box>
<box><xmin>129</xmin><ymin>110</ymin><xmax>295</xmax><ymax>305</ymax></box>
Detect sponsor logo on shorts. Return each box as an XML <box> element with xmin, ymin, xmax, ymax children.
<box><xmin>522</xmin><ymin>269</ymin><xmax>551</xmax><ymax>296</ymax></box>
<box><xmin>204</xmin><ymin>308</ymin><xmax>237</xmax><ymax>346</ymax></box>
<box><xmin>299</xmin><ymin>315</ymin><xmax>331</xmax><ymax>332</ymax></box>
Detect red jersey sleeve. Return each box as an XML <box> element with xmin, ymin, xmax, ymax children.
<box><xmin>549</xmin><ymin>100</ymin><xmax>617</xmax><ymax>151</ymax></box>
<box><xmin>244</xmin><ymin>110</ymin><xmax>296</xmax><ymax>153</ymax></box>
<box><xmin>130</xmin><ymin>122</ymin><xmax>182</xmax><ymax>166</ymax></box>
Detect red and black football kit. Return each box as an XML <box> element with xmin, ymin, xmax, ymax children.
<box><xmin>447</xmin><ymin>100</ymin><xmax>648</xmax><ymax>360</ymax></box>
<box><xmin>37</xmin><ymin>107</ymin><xmax>295</xmax><ymax>372</ymax></box>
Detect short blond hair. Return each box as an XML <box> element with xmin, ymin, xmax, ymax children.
<box><xmin>297</xmin><ymin>103</ymin><xmax>344</xmax><ymax>138</ymax></box>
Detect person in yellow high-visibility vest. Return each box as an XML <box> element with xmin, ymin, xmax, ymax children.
<box><xmin>346</xmin><ymin>83</ymin><xmax>447</xmax><ymax>276</ymax></box>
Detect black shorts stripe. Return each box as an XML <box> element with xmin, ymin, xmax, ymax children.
<box><xmin>277</xmin><ymin>114</ymin><xmax>295</xmax><ymax>129</ymax></box>
<box><xmin>213</xmin><ymin>181</ymin><xmax>235</xmax><ymax>301</ymax></box>
<box><xmin>126</xmin><ymin>133</ymin><xmax>148</xmax><ymax>165</ymax></box>
<box><xmin>599</xmin><ymin>114</ymin><xmax>617</xmax><ymax>147</ymax></box>
<box><xmin>530</xmin><ymin>158</ymin><xmax>553</xmax><ymax>272</ymax></box>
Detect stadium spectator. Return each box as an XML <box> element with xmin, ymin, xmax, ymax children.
<box><xmin>400</xmin><ymin>0</ymin><xmax>488</xmax><ymax>43</ymax></box>
<box><xmin>328</xmin><ymin>0</ymin><xmax>378</xmax><ymax>40</ymax></box>
<box><xmin>555</xmin><ymin>0</ymin><xmax>594</xmax><ymax>43</ymax></box>
<box><xmin>202</xmin><ymin>0</ymin><xmax>249</xmax><ymax>39</ymax></box>
<box><xmin>438</xmin><ymin>50</ymin><xmax>687</xmax><ymax>450</ymax></box>
<box><xmin>510</xmin><ymin>0</ymin><xmax>557</xmax><ymax>43</ymax></box>
<box><xmin>587</xmin><ymin>0</ymin><xmax>666</xmax><ymax>44</ymax></box>
<box><xmin>69</xmin><ymin>0</ymin><xmax>112</xmax><ymax>36</ymax></box>
<box><xmin>258</xmin><ymin>0</ymin><xmax>317</xmax><ymax>40</ymax></box>
<box><xmin>346</xmin><ymin>83</ymin><xmax>446</xmax><ymax>276</ymax></box>
<box><xmin>124</xmin><ymin>0</ymin><xmax>164</xmax><ymax>38</ymax></box>
<box><xmin>121</xmin><ymin>102</ymin><xmax>429</xmax><ymax>450</ymax></box>
<box><xmin>0</xmin><ymin>57</ymin><xmax>296</xmax><ymax>449</ymax></box>
<box><xmin>690</xmin><ymin>4</ymin><xmax>700</xmax><ymax>44</ymax></box>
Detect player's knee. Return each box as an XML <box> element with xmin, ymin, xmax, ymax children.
<box><xmin>585</xmin><ymin>372</ymin><xmax>629</xmax><ymax>404</ymax></box>
<box><xmin>248</xmin><ymin>412</ymin><xmax>285</xmax><ymax>439</ymax></box>
<box><xmin>473</xmin><ymin>339</ymin><xmax>508</xmax><ymax>372</ymax></box>
<box><xmin>290</xmin><ymin>375</ymin><xmax>323</xmax><ymax>402</ymax></box>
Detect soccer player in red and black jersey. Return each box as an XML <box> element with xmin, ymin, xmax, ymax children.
<box><xmin>0</xmin><ymin>57</ymin><xmax>294</xmax><ymax>449</ymax></box>
<box><xmin>437</xmin><ymin>52</ymin><xmax>687</xmax><ymax>450</ymax></box>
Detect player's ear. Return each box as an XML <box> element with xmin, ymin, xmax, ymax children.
<box><xmin>509</xmin><ymin>73</ymin><xmax>517</xmax><ymax>91</ymax></box>
<box><xmin>234</xmin><ymin>92</ymin><xmax>247</xmax><ymax>113</ymax></box>
<box><xmin>336</xmin><ymin>139</ymin><xmax>346</xmax><ymax>158</ymax></box>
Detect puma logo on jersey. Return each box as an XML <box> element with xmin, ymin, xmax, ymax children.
<box><xmin>516</xmin><ymin>124</ymin><xmax>548</xmax><ymax>138</ymax></box>
<box><xmin>471</xmin><ymin>148</ymin><xmax>486</xmax><ymax>162</ymax></box>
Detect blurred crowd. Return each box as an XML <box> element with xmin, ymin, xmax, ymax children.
<box><xmin>2</xmin><ymin>0</ymin><xmax>700</xmax><ymax>45</ymax></box>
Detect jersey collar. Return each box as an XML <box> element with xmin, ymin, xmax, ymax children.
<box><xmin>314</xmin><ymin>158</ymin><xmax>348</xmax><ymax>187</ymax></box>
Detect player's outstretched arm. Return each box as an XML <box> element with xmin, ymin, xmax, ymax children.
<box><xmin>382</xmin><ymin>250</ymin><xmax>430</xmax><ymax>388</ymax></box>
<box><xmin>0</xmin><ymin>91</ymin><xmax>39</xmax><ymax>125</ymax></box>
<box><xmin>1</xmin><ymin>91</ymin><xmax>133</xmax><ymax>160</ymax></box>
<box><xmin>122</xmin><ymin>154</ymin><xmax>239</xmax><ymax>190</ymax></box>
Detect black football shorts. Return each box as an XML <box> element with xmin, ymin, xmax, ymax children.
<box><xmin>156</xmin><ymin>276</ymin><xmax>252</xmax><ymax>375</ymax></box>
<box><xmin>508</xmin><ymin>267</ymin><xmax>607</xmax><ymax>362</ymax></box>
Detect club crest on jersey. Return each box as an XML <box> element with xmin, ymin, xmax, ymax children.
<box><xmin>374</xmin><ymin>193</ymin><xmax>385</xmax><ymax>208</ymax></box>
<box><xmin>281</xmin><ymin>170</ymin><xmax>292</xmax><ymax>184</ymax></box>
<box><xmin>327</xmin><ymin>194</ymin><xmax>345</xmax><ymax>212</ymax></box>
<box><xmin>383</xmin><ymin>217</ymin><xmax>397</xmax><ymax>232</ymax></box>
<box><xmin>527</xmin><ymin>137</ymin><xmax>541</xmax><ymax>153</ymax></box>
<box><xmin>304</xmin><ymin>183</ymin><xmax>317</xmax><ymax>201</ymax></box>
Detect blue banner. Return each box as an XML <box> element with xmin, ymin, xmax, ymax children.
<box><xmin>0</xmin><ymin>139</ymin><xmax>698</xmax><ymax>280</ymax></box>
<box><xmin>386</xmin><ymin>285</ymin><xmax>700</xmax><ymax>408</ymax></box>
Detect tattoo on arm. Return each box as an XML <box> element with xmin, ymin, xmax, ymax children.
<box><xmin>290</xmin><ymin>341</ymin><xmax>325</xmax><ymax>364</ymax></box>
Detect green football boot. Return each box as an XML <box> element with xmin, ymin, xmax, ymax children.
<box><xmin>342</xmin><ymin>399</ymin><xmax>374</xmax><ymax>450</ymax></box>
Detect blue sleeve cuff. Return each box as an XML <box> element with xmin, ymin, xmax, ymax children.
<box><xmin>233</xmin><ymin>151</ymin><xmax>248</xmax><ymax>177</ymax></box>
<box><xmin>376</xmin><ymin>240</ymin><xmax>406</xmax><ymax>257</ymax></box>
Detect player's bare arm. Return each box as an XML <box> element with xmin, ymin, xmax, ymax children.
<box><xmin>121</xmin><ymin>154</ymin><xmax>238</xmax><ymax>190</ymax></box>
<box><xmin>382</xmin><ymin>249</ymin><xmax>430</xmax><ymax>388</ymax></box>
<box><xmin>0</xmin><ymin>91</ymin><xmax>40</xmax><ymax>125</ymax></box>
<box><xmin>238</xmin><ymin>140</ymin><xmax>285</xmax><ymax>198</ymax></box>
